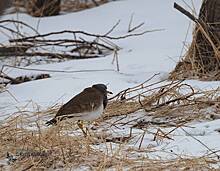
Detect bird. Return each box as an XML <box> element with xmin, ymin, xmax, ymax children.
<box><xmin>46</xmin><ymin>84</ymin><xmax>112</xmax><ymax>136</ymax></box>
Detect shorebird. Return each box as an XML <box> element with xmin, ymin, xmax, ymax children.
<box><xmin>46</xmin><ymin>84</ymin><xmax>112</xmax><ymax>136</ymax></box>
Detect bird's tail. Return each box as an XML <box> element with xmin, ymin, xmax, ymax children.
<box><xmin>45</xmin><ymin>118</ymin><xmax>57</xmax><ymax>126</ymax></box>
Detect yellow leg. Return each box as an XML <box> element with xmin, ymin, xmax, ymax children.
<box><xmin>77</xmin><ymin>120</ymin><xmax>87</xmax><ymax>137</ymax></box>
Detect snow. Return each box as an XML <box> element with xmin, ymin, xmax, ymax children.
<box><xmin>0</xmin><ymin>0</ymin><xmax>220</xmax><ymax>169</ymax></box>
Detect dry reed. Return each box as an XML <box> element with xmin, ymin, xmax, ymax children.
<box><xmin>169</xmin><ymin>1</ymin><xmax>220</xmax><ymax>81</ymax></box>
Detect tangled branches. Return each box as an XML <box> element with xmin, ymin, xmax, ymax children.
<box><xmin>104</xmin><ymin>77</ymin><xmax>220</xmax><ymax>126</ymax></box>
<box><xmin>0</xmin><ymin>19</ymin><xmax>161</xmax><ymax>66</ymax></box>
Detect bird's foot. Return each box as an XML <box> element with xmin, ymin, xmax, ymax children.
<box><xmin>77</xmin><ymin>120</ymin><xmax>87</xmax><ymax>137</ymax></box>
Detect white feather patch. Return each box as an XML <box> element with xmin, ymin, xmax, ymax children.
<box><xmin>57</xmin><ymin>103</ymin><xmax>104</xmax><ymax>122</ymax></box>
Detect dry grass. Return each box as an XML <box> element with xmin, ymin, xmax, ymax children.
<box><xmin>169</xmin><ymin>27</ymin><xmax>220</xmax><ymax>81</ymax></box>
<box><xmin>0</xmin><ymin>110</ymin><xmax>120</xmax><ymax>170</ymax></box>
<box><xmin>12</xmin><ymin>0</ymin><xmax>109</xmax><ymax>14</ymax></box>
<box><xmin>127</xmin><ymin>157</ymin><xmax>219</xmax><ymax>171</ymax></box>
<box><xmin>0</xmin><ymin>79</ymin><xmax>219</xmax><ymax>170</ymax></box>
<box><xmin>103</xmin><ymin>79</ymin><xmax>220</xmax><ymax>126</ymax></box>
<box><xmin>61</xmin><ymin>0</ymin><xmax>109</xmax><ymax>13</ymax></box>
<box><xmin>169</xmin><ymin>5</ymin><xmax>220</xmax><ymax>81</ymax></box>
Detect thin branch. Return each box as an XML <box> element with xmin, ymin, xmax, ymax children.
<box><xmin>0</xmin><ymin>51</ymin><xmax>105</xmax><ymax>59</ymax></box>
<box><xmin>180</xmin><ymin>127</ymin><xmax>220</xmax><ymax>159</ymax></box>
<box><xmin>104</xmin><ymin>20</ymin><xmax>121</xmax><ymax>36</ymax></box>
<box><xmin>108</xmin><ymin>73</ymin><xmax>161</xmax><ymax>101</ymax></box>
<box><xmin>128</xmin><ymin>13</ymin><xmax>134</xmax><ymax>32</ymax></box>
<box><xmin>128</xmin><ymin>22</ymin><xmax>145</xmax><ymax>33</ymax></box>
<box><xmin>10</xmin><ymin>29</ymin><xmax>164</xmax><ymax>43</ymax></box>
<box><xmin>1</xmin><ymin>64</ymin><xmax>115</xmax><ymax>74</ymax></box>
<box><xmin>0</xmin><ymin>19</ymin><xmax>40</xmax><ymax>35</ymax></box>
<box><xmin>128</xmin><ymin>13</ymin><xmax>145</xmax><ymax>33</ymax></box>
<box><xmin>174</xmin><ymin>2</ymin><xmax>198</xmax><ymax>23</ymax></box>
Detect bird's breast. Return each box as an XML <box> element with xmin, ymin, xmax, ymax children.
<box><xmin>82</xmin><ymin>103</ymin><xmax>104</xmax><ymax>121</ymax></box>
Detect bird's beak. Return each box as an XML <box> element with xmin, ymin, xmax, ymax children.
<box><xmin>107</xmin><ymin>90</ymin><xmax>113</xmax><ymax>94</ymax></box>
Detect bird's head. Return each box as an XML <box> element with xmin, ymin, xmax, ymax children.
<box><xmin>92</xmin><ymin>84</ymin><xmax>113</xmax><ymax>95</ymax></box>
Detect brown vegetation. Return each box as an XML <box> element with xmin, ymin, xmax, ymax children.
<box><xmin>13</xmin><ymin>0</ymin><xmax>109</xmax><ymax>16</ymax></box>
<box><xmin>0</xmin><ymin>79</ymin><xmax>219</xmax><ymax>170</ymax></box>
<box><xmin>25</xmin><ymin>0</ymin><xmax>61</xmax><ymax>17</ymax></box>
<box><xmin>0</xmin><ymin>0</ymin><xmax>11</xmax><ymax>16</ymax></box>
<box><xmin>169</xmin><ymin>0</ymin><xmax>220</xmax><ymax>80</ymax></box>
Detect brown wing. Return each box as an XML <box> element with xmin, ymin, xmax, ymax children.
<box><xmin>55</xmin><ymin>87</ymin><xmax>103</xmax><ymax>118</ymax></box>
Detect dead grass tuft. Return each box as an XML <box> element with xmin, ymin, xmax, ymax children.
<box><xmin>169</xmin><ymin>1</ymin><xmax>220</xmax><ymax>81</ymax></box>
<box><xmin>0</xmin><ymin>112</ymin><xmax>119</xmax><ymax>170</ymax></box>
<box><xmin>13</xmin><ymin>0</ymin><xmax>109</xmax><ymax>14</ymax></box>
<box><xmin>103</xmin><ymin>79</ymin><xmax>220</xmax><ymax>126</ymax></box>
